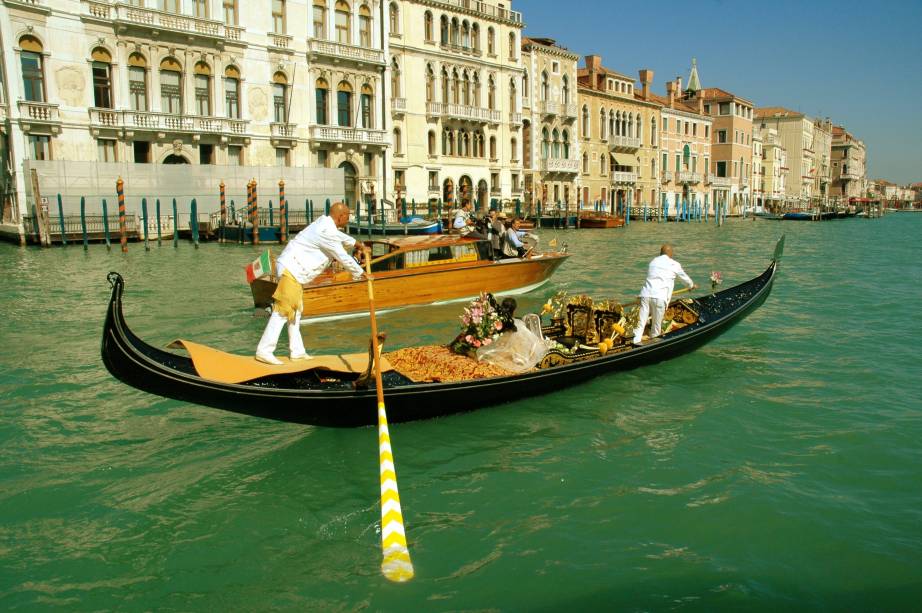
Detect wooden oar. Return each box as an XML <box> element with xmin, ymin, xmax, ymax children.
<box><xmin>362</xmin><ymin>249</ymin><xmax>414</xmax><ymax>583</ymax></box>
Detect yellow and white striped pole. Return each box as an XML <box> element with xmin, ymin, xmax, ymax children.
<box><xmin>363</xmin><ymin>247</ymin><xmax>414</xmax><ymax>583</ymax></box>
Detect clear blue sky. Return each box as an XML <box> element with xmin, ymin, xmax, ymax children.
<box><xmin>520</xmin><ymin>0</ymin><xmax>922</xmax><ymax>184</ymax></box>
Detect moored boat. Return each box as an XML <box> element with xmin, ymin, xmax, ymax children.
<box><xmin>101</xmin><ymin>237</ymin><xmax>784</xmax><ymax>427</ymax></box>
<box><xmin>347</xmin><ymin>216</ymin><xmax>442</xmax><ymax>235</ymax></box>
<box><xmin>578</xmin><ymin>211</ymin><xmax>625</xmax><ymax>228</ymax></box>
<box><xmin>249</xmin><ymin>234</ymin><xmax>569</xmax><ymax>320</ymax></box>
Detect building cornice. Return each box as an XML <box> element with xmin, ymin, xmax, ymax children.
<box><xmin>412</xmin><ymin>0</ymin><xmax>525</xmax><ymax>28</ymax></box>
<box><xmin>576</xmin><ymin>85</ymin><xmax>661</xmax><ymax>110</ymax></box>
<box><xmin>522</xmin><ymin>41</ymin><xmax>579</xmax><ymax>62</ymax></box>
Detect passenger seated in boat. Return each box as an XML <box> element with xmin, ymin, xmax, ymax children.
<box><xmin>490</xmin><ymin>210</ymin><xmax>507</xmax><ymax>260</ymax></box>
<box><xmin>501</xmin><ymin>218</ymin><xmax>528</xmax><ymax>258</ymax></box>
<box><xmin>476</xmin><ymin>297</ymin><xmax>547</xmax><ymax>372</ymax></box>
<box><xmin>453</xmin><ymin>201</ymin><xmax>487</xmax><ymax>239</ymax></box>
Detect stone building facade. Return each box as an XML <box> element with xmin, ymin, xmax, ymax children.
<box><xmin>755</xmin><ymin>107</ymin><xmax>816</xmax><ymax>205</ymax></box>
<box><xmin>576</xmin><ymin>55</ymin><xmax>660</xmax><ymax>213</ymax></box>
<box><xmin>758</xmin><ymin>126</ymin><xmax>788</xmax><ymax>208</ymax></box>
<box><xmin>830</xmin><ymin>125</ymin><xmax>867</xmax><ymax>201</ymax></box>
<box><xmin>520</xmin><ymin>36</ymin><xmax>579</xmax><ymax>212</ymax></box>
<box><xmin>387</xmin><ymin>0</ymin><xmax>524</xmax><ymax>211</ymax></box>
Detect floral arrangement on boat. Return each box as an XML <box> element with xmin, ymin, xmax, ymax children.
<box><xmin>449</xmin><ymin>292</ymin><xmax>515</xmax><ymax>357</ymax></box>
<box><xmin>710</xmin><ymin>270</ymin><xmax>722</xmax><ymax>289</ymax></box>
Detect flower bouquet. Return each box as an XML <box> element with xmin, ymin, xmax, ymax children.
<box><xmin>449</xmin><ymin>292</ymin><xmax>512</xmax><ymax>358</ymax></box>
<box><xmin>710</xmin><ymin>270</ymin><xmax>722</xmax><ymax>290</ymax></box>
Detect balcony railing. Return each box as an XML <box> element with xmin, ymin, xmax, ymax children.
<box><xmin>308</xmin><ymin>38</ymin><xmax>386</xmax><ymax>65</ymax></box>
<box><xmin>309</xmin><ymin>125</ymin><xmax>387</xmax><ymax>145</ymax></box>
<box><xmin>611</xmin><ymin>171</ymin><xmax>637</xmax><ymax>184</ymax></box>
<box><xmin>426</xmin><ymin>102</ymin><xmax>500</xmax><ymax>123</ymax></box>
<box><xmin>5</xmin><ymin>0</ymin><xmax>49</xmax><ymax>11</ymax></box>
<box><xmin>391</xmin><ymin>97</ymin><xmax>406</xmax><ymax>113</ymax></box>
<box><xmin>609</xmin><ymin>135</ymin><xmax>641</xmax><ymax>150</ymax></box>
<box><xmin>509</xmin><ymin>112</ymin><xmax>522</xmax><ymax>125</ymax></box>
<box><xmin>709</xmin><ymin>176</ymin><xmax>732</xmax><ymax>187</ymax></box>
<box><xmin>269</xmin><ymin>33</ymin><xmax>293</xmax><ymax>50</ymax></box>
<box><xmin>677</xmin><ymin>171</ymin><xmax>701</xmax><ymax>184</ymax></box>
<box><xmin>428</xmin><ymin>0</ymin><xmax>522</xmax><ymax>23</ymax></box>
<box><xmin>18</xmin><ymin>100</ymin><xmax>60</xmax><ymax>123</ymax></box>
<box><xmin>271</xmin><ymin>122</ymin><xmax>298</xmax><ymax>139</ymax></box>
<box><xmin>662</xmin><ymin>171</ymin><xmax>674</xmax><ymax>183</ymax></box>
<box><xmin>87</xmin><ymin>2</ymin><xmax>246</xmax><ymax>45</ymax></box>
<box><xmin>561</xmin><ymin>102</ymin><xmax>578</xmax><ymax>118</ymax></box>
<box><xmin>88</xmin><ymin>108</ymin><xmax>251</xmax><ymax>136</ymax></box>
<box><xmin>539</xmin><ymin>158</ymin><xmax>579</xmax><ymax>173</ymax></box>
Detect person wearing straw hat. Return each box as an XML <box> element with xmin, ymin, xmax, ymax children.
<box><xmin>255</xmin><ymin>202</ymin><xmax>364</xmax><ymax>365</ymax></box>
<box><xmin>631</xmin><ymin>243</ymin><xmax>697</xmax><ymax>346</ymax></box>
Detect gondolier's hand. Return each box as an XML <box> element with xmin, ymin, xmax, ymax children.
<box><xmin>691</xmin><ymin>284</ymin><xmax>699</xmax><ymax>290</ymax></box>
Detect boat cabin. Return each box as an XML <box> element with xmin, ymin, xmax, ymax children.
<box><xmin>358</xmin><ymin>235</ymin><xmax>493</xmax><ymax>274</ymax></box>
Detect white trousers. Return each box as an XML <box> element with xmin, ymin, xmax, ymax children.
<box><xmin>633</xmin><ymin>296</ymin><xmax>666</xmax><ymax>344</ymax></box>
<box><xmin>255</xmin><ymin>263</ymin><xmax>306</xmax><ymax>357</ymax></box>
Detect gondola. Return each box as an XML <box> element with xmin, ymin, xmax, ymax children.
<box><xmin>101</xmin><ymin>237</ymin><xmax>784</xmax><ymax>428</ymax></box>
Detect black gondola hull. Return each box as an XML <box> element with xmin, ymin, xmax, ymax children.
<box><xmin>101</xmin><ymin>240</ymin><xmax>782</xmax><ymax>427</ymax></box>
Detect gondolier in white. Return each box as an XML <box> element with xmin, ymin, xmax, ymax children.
<box><xmin>256</xmin><ymin>202</ymin><xmax>364</xmax><ymax>365</ymax></box>
<box><xmin>632</xmin><ymin>244</ymin><xmax>697</xmax><ymax>346</ymax></box>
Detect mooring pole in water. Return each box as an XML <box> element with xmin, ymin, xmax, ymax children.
<box><xmin>141</xmin><ymin>197</ymin><xmax>150</xmax><ymax>251</ymax></box>
<box><xmin>56</xmin><ymin>194</ymin><xmax>67</xmax><ymax>246</ymax></box>
<box><xmin>219</xmin><ymin>181</ymin><xmax>227</xmax><ymax>243</ymax></box>
<box><xmin>80</xmin><ymin>196</ymin><xmax>88</xmax><ymax>250</ymax></box>
<box><xmin>245</xmin><ymin>180</ymin><xmax>253</xmax><ymax>245</ymax></box>
<box><xmin>279</xmin><ymin>180</ymin><xmax>287</xmax><ymax>244</ymax></box>
<box><xmin>102</xmin><ymin>198</ymin><xmax>111</xmax><ymax>251</ymax></box>
<box><xmin>325</xmin><ymin>198</ymin><xmax>330</xmax><ymax>216</ymax></box>
<box><xmin>268</xmin><ymin>198</ymin><xmax>274</xmax><ymax>228</ymax></box>
<box><xmin>156</xmin><ymin>198</ymin><xmax>162</xmax><ymax>245</ymax></box>
<box><xmin>251</xmin><ymin>179</ymin><xmax>259</xmax><ymax>246</ymax></box>
<box><xmin>116</xmin><ymin>177</ymin><xmax>128</xmax><ymax>253</ymax></box>
<box><xmin>172</xmin><ymin>198</ymin><xmax>179</xmax><ymax>247</ymax></box>
<box><xmin>190</xmin><ymin>198</ymin><xmax>199</xmax><ymax>248</ymax></box>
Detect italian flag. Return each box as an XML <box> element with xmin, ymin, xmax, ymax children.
<box><xmin>245</xmin><ymin>250</ymin><xmax>272</xmax><ymax>283</ymax></box>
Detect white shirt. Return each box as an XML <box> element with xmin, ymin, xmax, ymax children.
<box><xmin>638</xmin><ymin>254</ymin><xmax>694</xmax><ymax>303</ymax></box>
<box><xmin>276</xmin><ymin>215</ymin><xmax>363</xmax><ymax>284</ymax></box>
<box><xmin>453</xmin><ymin>209</ymin><xmax>472</xmax><ymax>232</ymax></box>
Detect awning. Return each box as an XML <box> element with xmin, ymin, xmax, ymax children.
<box><xmin>611</xmin><ymin>152</ymin><xmax>635</xmax><ymax>166</ymax></box>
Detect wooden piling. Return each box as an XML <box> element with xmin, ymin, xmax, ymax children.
<box><xmin>251</xmin><ymin>179</ymin><xmax>259</xmax><ymax>246</ymax></box>
<box><xmin>279</xmin><ymin>179</ymin><xmax>287</xmax><ymax>243</ymax></box>
<box><xmin>172</xmin><ymin>198</ymin><xmax>179</xmax><ymax>247</ymax></box>
<box><xmin>141</xmin><ymin>197</ymin><xmax>150</xmax><ymax>251</ymax></box>
<box><xmin>56</xmin><ymin>194</ymin><xmax>67</xmax><ymax>246</ymax></box>
<box><xmin>102</xmin><ymin>198</ymin><xmax>112</xmax><ymax>251</ymax></box>
<box><xmin>30</xmin><ymin>169</ymin><xmax>51</xmax><ymax>247</ymax></box>
<box><xmin>219</xmin><ymin>181</ymin><xmax>227</xmax><ymax>243</ymax></box>
<box><xmin>80</xmin><ymin>196</ymin><xmax>88</xmax><ymax>250</ymax></box>
<box><xmin>156</xmin><ymin>198</ymin><xmax>162</xmax><ymax>245</ymax></box>
<box><xmin>116</xmin><ymin>177</ymin><xmax>128</xmax><ymax>252</ymax></box>
<box><xmin>190</xmin><ymin>198</ymin><xmax>199</xmax><ymax>248</ymax></box>
<box><xmin>325</xmin><ymin>198</ymin><xmax>330</xmax><ymax>216</ymax></box>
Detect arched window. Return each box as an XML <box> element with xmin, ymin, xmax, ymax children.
<box><xmin>582</xmin><ymin>152</ymin><xmax>589</xmax><ymax>174</ymax></box>
<box><xmin>472</xmin><ymin>72</ymin><xmax>481</xmax><ymax>106</ymax></box>
<box><xmin>313</xmin><ymin>0</ymin><xmax>327</xmax><ymax>38</ymax></box>
<box><xmin>487</xmin><ymin>27</ymin><xmax>495</xmax><ymax>55</ymax></box>
<box><xmin>461</xmin><ymin>130</ymin><xmax>470</xmax><ymax>156</ymax></box>
<box><xmin>128</xmin><ymin>53</ymin><xmax>148</xmax><ymax>111</ymax></box>
<box><xmin>487</xmin><ymin>75</ymin><xmax>495</xmax><ymax>110</ymax></box>
<box><xmin>424</xmin><ymin>11</ymin><xmax>433</xmax><ymax>42</ymax></box>
<box><xmin>600</xmin><ymin>153</ymin><xmax>607</xmax><ymax>175</ymax></box>
<box><xmin>393</xmin><ymin>127</ymin><xmax>402</xmax><ymax>154</ymax></box>
<box><xmin>581</xmin><ymin>105</ymin><xmax>589</xmax><ymax>138</ymax></box>
<box><xmin>609</xmin><ymin>110</ymin><xmax>615</xmax><ymax>138</ymax></box>
<box><xmin>335</xmin><ymin>0</ymin><xmax>351</xmax><ymax>44</ymax></box>
<box><xmin>224</xmin><ymin>65</ymin><xmax>240</xmax><ymax>119</ymax></box>
<box><xmin>193</xmin><ymin>61</ymin><xmax>212</xmax><ymax>116</ymax></box>
<box><xmin>552</xmin><ymin>128</ymin><xmax>560</xmax><ymax>159</ymax></box>
<box><xmin>360</xmin><ymin>83</ymin><xmax>374</xmax><ymax>128</ymax></box>
<box><xmin>390</xmin><ymin>57</ymin><xmax>400</xmax><ymax>98</ymax></box>
<box><xmin>614</xmin><ymin>111</ymin><xmax>621</xmax><ymax>137</ymax></box>
<box><xmin>159</xmin><ymin>57</ymin><xmax>183</xmax><ymax>114</ymax></box>
<box><xmin>461</xmin><ymin>20</ymin><xmax>470</xmax><ymax>49</ymax></box>
<box><xmin>489</xmin><ymin>135</ymin><xmax>496</xmax><ymax>160</ymax></box>
<box><xmin>541</xmin><ymin>127</ymin><xmax>549</xmax><ymax>159</ymax></box>
<box><xmin>441</xmin><ymin>67</ymin><xmax>449</xmax><ymax>103</ymax></box>
<box><xmin>442</xmin><ymin>129</ymin><xmax>449</xmax><ymax>155</ymax></box>
<box><xmin>337</xmin><ymin>80</ymin><xmax>353</xmax><ymax>126</ymax></box>
<box><xmin>425</xmin><ymin>64</ymin><xmax>434</xmax><ymax>103</ymax></box>
<box><xmin>428</xmin><ymin>130</ymin><xmax>436</xmax><ymax>155</ymax></box>
<box><xmin>651</xmin><ymin>117</ymin><xmax>657</xmax><ymax>144</ymax></box>
<box><xmin>562</xmin><ymin>75</ymin><xmax>569</xmax><ymax>104</ymax></box>
<box><xmin>637</xmin><ymin>113</ymin><xmax>643</xmax><ymax>145</ymax></box>
<box><xmin>451</xmin><ymin>69</ymin><xmax>459</xmax><ymax>104</ymax></box>
<box><xmin>540</xmin><ymin>71</ymin><xmax>548</xmax><ymax>101</ymax></box>
<box><xmin>462</xmin><ymin>70</ymin><xmax>470</xmax><ymax>106</ymax></box>
<box><xmin>562</xmin><ymin>130</ymin><xmax>570</xmax><ymax>158</ymax></box>
<box><xmin>477</xmin><ymin>131</ymin><xmax>485</xmax><ymax>157</ymax></box>
<box><xmin>447</xmin><ymin>130</ymin><xmax>455</xmax><ymax>155</ymax></box>
<box><xmin>651</xmin><ymin>158</ymin><xmax>656</xmax><ymax>178</ymax></box>
<box><xmin>628</xmin><ymin>114</ymin><xmax>634</xmax><ymax>138</ymax></box>
<box><xmin>508</xmin><ymin>32</ymin><xmax>516</xmax><ymax>59</ymax></box>
<box><xmin>471</xmin><ymin>23</ymin><xmax>480</xmax><ymax>52</ymax></box>
<box><xmin>91</xmin><ymin>47</ymin><xmax>113</xmax><ymax>109</ymax></box>
<box><xmin>523</xmin><ymin>71</ymin><xmax>529</xmax><ymax>98</ymax></box>
<box><xmin>450</xmin><ymin>17</ymin><xmax>459</xmax><ymax>45</ymax></box>
<box><xmin>510</xmin><ymin>137</ymin><xmax>517</xmax><ymax>161</ymax></box>
<box><xmin>599</xmin><ymin>108</ymin><xmax>607</xmax><ymax>140</ymax></box>
<box><xmin>508</xmin><ymin>79</ymin><xmax>516</xmax><ymax>113</ymax></box>
<box><xmin>440</xmin><ymin>15</ymin><xmax>449</xmax><ymax>45</ymax></box>
<box><xmin>315</xmin><ymin>77</ymin><xmax>329</xmax><ymax>124</ymax></box>
<box><xmin>388</xmin><ymin>2</ymin><xmax>398</xmax><ymax>36</ymax></box>
<box><xmin>272</xmin><ymin>71</ymin><xmax>288</xmax><ymax>122</ymax></box>
<box><xmin>359</xmin><ymin>4</ymin><xmax>372</xmax><ymax>46</ymax></box>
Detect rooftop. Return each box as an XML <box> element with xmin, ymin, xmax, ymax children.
<box><xmin>755</xmin><ymin>106</ymin><xmax>805</xmax><ymax>119</ymax></box>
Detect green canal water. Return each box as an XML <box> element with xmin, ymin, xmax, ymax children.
<box><xmin>1</xmin><ymin>216</ymin><xmax>921</xmax><ymax>610</ymax></box>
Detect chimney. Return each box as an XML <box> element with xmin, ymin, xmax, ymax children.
<box><xmin>639</xmin><ymin>69</ymin><xmax>653</xmax><ymax>101</ymax></box>
<box><xmin>666</xmin><ymin>81</ymin><xmax>675</xmax><ymax>109</ymax></box>
<box><xmin>585</xmin><ymin>55</ymin><xmax>601</xmax><ymax>88</ymax></box>
<box><xmin>676</xmin><ymin>76</ymin><xmax>683</xmax><ymax>93</ymax></box>
<box><xmin>698</xmin><ymin>96</ymin><xmax>704</xmax><ymax>115</ymax></box>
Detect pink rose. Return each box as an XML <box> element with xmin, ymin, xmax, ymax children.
<box><xmin>465</xmin><ymin>335</ymin><xmax>473</xmax><ymax>343</ymax></box>
<box><xmin>473</xmin><ymin>339</ymin><xmax>481</xmax><ymax>347</ymax></box>
<box><xmin>494</xmin><ymin>320</ymin><xmax>503</xmax><ymax>330</ymax></box>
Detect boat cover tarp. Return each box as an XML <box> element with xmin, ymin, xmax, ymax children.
<box><xmin>167</xmin><ymin>339</ymin><xmax>392</xmax><ymax>384</ymax></box>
